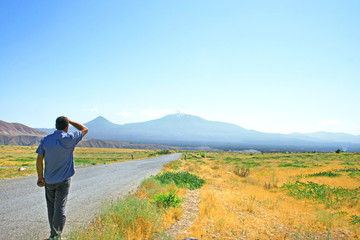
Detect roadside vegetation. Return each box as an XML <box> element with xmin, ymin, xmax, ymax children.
<box><xmin>0</xmin><ymin>145</ymin><xmax>162</xmax><ymax>179</ymax></box>
<box><xmin>67</xmin><ymin>169</ymin><xmax>205</xmax><ymax>239</ymax></box>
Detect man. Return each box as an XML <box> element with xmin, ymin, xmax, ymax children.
<box><xmin>36</xmin><ymin>116</ymin><xmax>88</xmax><ymax>240</ymax></box>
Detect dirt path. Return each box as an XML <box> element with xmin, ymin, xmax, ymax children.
<box><xmin>166</xmin><ymin>189</ymin><xmax>200</xmax><ymax>239</ymax></box>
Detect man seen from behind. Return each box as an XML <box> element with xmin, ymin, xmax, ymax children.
<box><xmin>36</xmin><ymin>116</ymin><xmax>88</xmax><ymax>240</ymax></box>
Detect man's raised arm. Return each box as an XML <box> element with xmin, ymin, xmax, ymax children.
<box><xmin>68</xmin><ymin>118</ymin><xmax>88</xmax><ymax>136</ymax></box>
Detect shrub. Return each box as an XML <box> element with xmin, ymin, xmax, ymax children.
<box><xmin>283</xmin><ymin>181</ymin><xmax>360</xmax><ymax>206</ymax></box>
<box><xmin>199</xmin><ymin>151</ymin><xmax>206</xmax><ymax>158</ymax></box>
<box><xmin>153</xmin><ymin>189</ymin><xmax>183</xmax><ymax>208</ymax></box>
<box><xmin>278</xmin><ymin>162</ymin><xmax>308</xmax><ymax>168</ymax></box>
<box><xmin>155</xmin><ymin>171</ymin><xmax>206</xmax><ymax>190</ymax></box>
<box><xmin>350</xmin><ymin>215</ymin><xmax>360</xmax><ymax>225</ymax></box>
<box><xmin>264</xmin><ymin>182</ymin><xmax>271</xmax><ymax>190</ymax></box>
<box><xmin>170</xmin><ymin>164</ymin><xmax>181</xmax><ymax>170</ymax></box>
<box><xmin>156</xmin><ymin>150</ymin><xmax>171</xmax><ymax>155</ymax></box>
<box><xmin>307</xmin><ymin>171</ymin><xmax>340</xmax><ymax>178</ymax></box>
<box><xmin>233</xmin><ymin>167</ymin><xmax>250</xmax><ymax>177</ymax></box>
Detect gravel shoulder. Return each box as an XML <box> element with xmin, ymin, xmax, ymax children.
<box><xmin>0</xmin><ymin>153</ymin><xmax>181</xmax><ymax>240</ymax></box>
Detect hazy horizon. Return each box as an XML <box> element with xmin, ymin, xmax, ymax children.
<box><xmin>1</xmin><ymin>1</ymin><xmax>359</xmax><ymax>135</ymax></box>
<box><xmin>24</xmin><ymin>112</ymin><xmax>359</xmax><ymax>136</ymax></box>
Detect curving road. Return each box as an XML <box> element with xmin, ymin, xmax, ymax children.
<box><xmin>0</xmin><ymin>153</ymin><xmax>181</xmax><ymax>240</ymax></box>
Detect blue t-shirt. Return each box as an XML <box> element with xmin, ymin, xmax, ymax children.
<box><xmin>36</xmin><ymin>130</ymin><xmax>83</xmax><ymax>184</ymax></box>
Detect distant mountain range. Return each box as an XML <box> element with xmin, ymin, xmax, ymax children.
<box><xmin>0</xmin><ymin>120</ymin><xmax>46</xmax><ymax>136</ymax></box>
<box><xmin>0</xmin><ymin>118</ymin><xmax>215</xmax><ymax>150</ymax></box>
<box><xmin>36</xmin><ymin>113</ymin><xmax>360</xmax><ymax>152</ymax></box>
<box><xmin>2</xmin><ymin>114</ymin><xmax>360</xmax><ymax>152</ymax></box>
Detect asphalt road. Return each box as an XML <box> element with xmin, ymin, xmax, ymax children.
<box><xmin>0</xmin><ymin>153</ymin><xmax>181</xmax><ymax>240</ymax></box>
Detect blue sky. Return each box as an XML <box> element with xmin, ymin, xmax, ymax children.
<box><xmin>1</xmin><ymin>0</ymin><xmax>359</xmax><ymax>134</ymax></box>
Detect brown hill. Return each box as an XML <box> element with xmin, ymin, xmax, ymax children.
<box><xmin>0</xmin><ymin>134</ymin><xmax>181</xmax><ymax>150</ymax></box>
<box><xmin>0</xmin><ymin>120</ymin><xmax>47</xmax><ymax>136</ymax></box>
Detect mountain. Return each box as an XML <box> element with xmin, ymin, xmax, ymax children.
<box><xmin>0</xmin><ymin>120</ymin><xmax>46</xmax><ymax>136</ymax></box>
<box><xmin>83</xmin><ymin>113</ymin><xmax>258</xmax><ymax>143</ymax></box>
<box><xmin>77</xmin><ymin>113</ymin><xmax>360</xmax><ymax>152</ymax></box>
<box><xmin>38</xmin><ymin>116</ymin><xmax>120</xmax><ymax>135</ymax></box>
<box><xmin>85</xmin><ymin>116</ymin><xmax>121</xmax><ymax>130</ymax></box>
<box><xmin>6</xmin><ymin>113</ymin><xmax>360</xmax><ymax>152</ymax></box>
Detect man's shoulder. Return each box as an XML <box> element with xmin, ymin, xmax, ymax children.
<box><xmin>41</xmin><ymin>132</ymin><xmax>56</xmax><ymax>141</ymax></box>
<box><xmin>60</xmin><ymin>131</ymin><xmax>83</xmax><ymax>146</ymax></box>
<box><xmin>64</xmin><ymin>131</ymin><xmax>82</xmax><ymax>139</ymax></box>
<box><xmin>41</xmin><ymin>131</ymin><xmax>66</xmax><ymax>145</ymax></box>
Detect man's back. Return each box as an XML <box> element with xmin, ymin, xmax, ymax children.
<box><xmin>37</xmin><ymin>130</ymin><xmax>83</xmax><ymax>184</ymax></box>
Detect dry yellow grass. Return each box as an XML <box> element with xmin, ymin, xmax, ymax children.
<box><xmin>0</xmin><ymin>145</ymin><xmax>159</xmax><ymax>179</ymax></box>
<box><xmin>174</xmin><ymin>152</ymin><xmax>360</xmax><ymax>240</ymax></box>
<box><xmin>74</xmin><ymin>147</ymin><xmax>149</xmax><ymax>154</ymax></box>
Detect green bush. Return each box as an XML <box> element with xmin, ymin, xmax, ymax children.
<box><xmin>307</xmin><ymin>171</ymin><xmax>340</xmax><ymax>178</ymax></box>
<box><xmin>278</xmin><ymin>162</ymin><xmax>309</xmax><ymax>168</ymax></box>
<box><xmin>282</xmin><ymin>181</ymin><xmax>360</xmax><ymax>206</ymax></box>
<box><xmin>155</xmin><ymin>171</ymin><xmax>205</xmax><ymax>190</ymax></box>
<box><xmin>153</xmin><ymin>189</ymin><xmax>183</xmax><ymax>208</ymax></box>
<box><xmin>199</xmin><ymin>151</ymin><xmax>206</xmax><ymax>158</ymax></box>
<box><xmin>170</xmin><ymin>164</ymin><xmax>181</xmax><ymax>170</ymax></box>
<box><xmin>350</xmin><ymin>215</ymin><xmax>360</xmax><ymax>225</ymax></box>
<box><xmin>156</xmin><ymin>150</ymin><xmax>171</xmax><ymax>155</ymax></box>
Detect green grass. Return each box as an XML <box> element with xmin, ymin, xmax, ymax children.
<box><xmin>156</xmin><ymin>149</ymin><xmax>171</xmax><ymax>155</ymax></box>
<box><xmin>282</xmin><ymin>181</ymin><xmax>360</xmax><ymax>207</ymax></box>
<box><xmin>304</xmin><ymin>168</ymin><xmax>360</xmax><ymax>178</ymax></box>
<box><xmin>350</xmin><ymin>215</ymin><xmax>360</xmax><ymax>225</ymax></box>
<box><xmin>8</xmin><ymin>157</ymin><xmax>36</xmax><ymax>162</ymax></box>
<box><xmin>224</xmin><ymin>157</ymin><xmax>262</xmax><ymax>168</ymax></box>
<box><xmin>0</xmin><ymin>145</ymin><xmax>159</xmax><ymax>179</ymax></box>
<box><xmin>278</xmin><ymin>161</ymin><xmax>309</xmax><ymax>168</ymax></box>
<box><xmin>338</xmin><ymin>168</ymin><xmax>360</xmax><ymax>178</ymax></box>
<box><xmin>152</xmin><ymin>189</ymin><xmax>183</xmax><ymax>208</ymax></box>
<box><xmin>170</xmin><ymin>164</ymin><xmax>181</xmax><ymax>170</ymax></box>
<box><xmin>155</xmin><ymin>171</ymin><xmax>206</xmax><ymax>190</ymax></box>
<box><xmin>307</xmin><ymin>170</ymin><xmax>341</xmax><ymax>178</ymax></box>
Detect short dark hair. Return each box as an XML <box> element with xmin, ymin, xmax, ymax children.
<box><xmin>56</xmin><ymin>116</ymin><xmax>69</xmax><ymax>130</ymax></box>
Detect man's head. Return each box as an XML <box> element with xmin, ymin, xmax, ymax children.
<box><xmin>56</xmin><ymin>116</ymin><xmax>69</xmax><ymax>131</ymax></box>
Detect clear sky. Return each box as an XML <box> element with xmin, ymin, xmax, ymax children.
<box><xmin>1</xmin><ymin>0</ymin><xmax>359</xmax><ymax>135</ymax></box>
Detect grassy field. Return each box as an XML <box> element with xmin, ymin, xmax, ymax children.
<box><xmin>2</xmin><ymin>145</ymin><xmax>359</xmax><ymax>239</ymax></box>
<box><xmin>65</xmin><ymin>150</ymin><xmax>360</xmax><ymax>239</ymax></box>
<box><xmin>0</xmin><ymin>145</ymin><xmax>160</xmax><ymax>179</ymax></box>
<box><xmin>174</xmin><ymin>151</ymin><xmax>360</xmax><ymax>239</ymax></box>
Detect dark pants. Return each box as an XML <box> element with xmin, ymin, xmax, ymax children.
<box><xmin>45</xmin><ymin>178</ymin><xmax>71</xmax><ymax>238</ymax></box>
